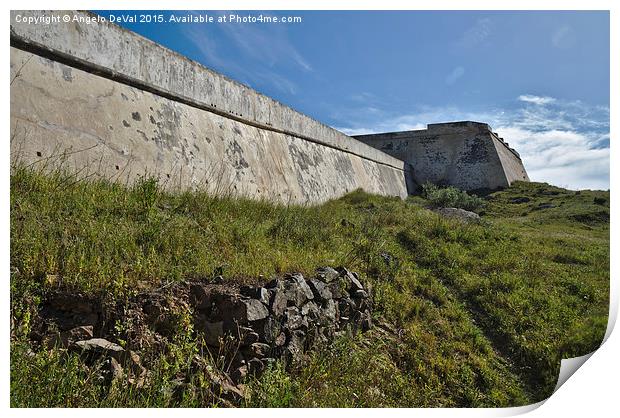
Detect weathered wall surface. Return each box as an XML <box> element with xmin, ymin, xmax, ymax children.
<box><xmin>10</xmin><ymin>10</ymin><xmax>410</xmax><ymax>204</ymax></box>
<box><xmin>354</xmin><ymin>121</ymin><xmax>529</xmax><ymax>191</ymax></box>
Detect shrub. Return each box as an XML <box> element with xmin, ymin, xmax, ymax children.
<box><xmin>421</xmin><ymin>182</ymin><xmax>486</xmax><ymax>212</ymax></box>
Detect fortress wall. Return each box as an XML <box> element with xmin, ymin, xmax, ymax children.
<box><xmin>354</xmin><ymin>122</ymin><xmax>529</xmax><ymax>191</ymax></box>
<box><xmin>490</xmin><ymin>133</ymin><xmax>530</xmax><ymax>184</ymax></box>
<box><xmin>10</xmin><ymin>10</ymin><xmax>410</xmax><ymax>204</ymax></box>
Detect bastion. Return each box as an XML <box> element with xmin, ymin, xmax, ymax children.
<box><xmin>354</xmin><ymin>121</ymin><xmax>529</xmax><ymax>191</ymax></box>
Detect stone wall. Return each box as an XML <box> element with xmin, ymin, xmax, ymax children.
<box><xmin>10</xmin><ymin>10</ymin><xmax>411</xmax><ymax>204</ymax></box>
<box><xmin>354</xmin><ymin>121</ymin><xmax>530</xmax><ymax>191</ymax></box>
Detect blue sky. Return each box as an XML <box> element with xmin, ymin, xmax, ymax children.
<box><xmin>96</xmin><ymin>10</ymin><xmax>610</xmax><ymax>190</ymax></box>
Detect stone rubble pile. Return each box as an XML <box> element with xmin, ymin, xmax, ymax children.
<box><xmin>190</xmin><ymin>267</ymin><xmax>372</xmax><ymax>382</ymax></box>
<box><xmin>32</xmin><ymin>266</ymin><xmax>373</xmax><ymax>394</ymax></box>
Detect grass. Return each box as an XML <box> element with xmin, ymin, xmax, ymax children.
<box><xmin>10</xmin><ymin>165</ymin><xmax>609</xmax><ymax>407</ymax></box>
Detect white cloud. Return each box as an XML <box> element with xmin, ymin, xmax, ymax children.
<box><xmin>445</xmin><ymin>66</ymin><xmax>465</xmax><ymax>85</ymax></box>
<box><xmin>518</xmin><ymin>94</ymin><xmax>556</xmax><ymax>105</ymax></box>
<box><xmin>495</xmin><ymin>126</ymin><xmax>609</xmax><ymax>190</ymax></box>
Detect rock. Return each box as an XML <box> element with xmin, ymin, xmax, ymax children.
<box><xmin>283</xmin><ymin>274</ymin><xmax>314</xmax><ymax>305</ymax></box>
<box><xmin>240</xmin><ymin>286</ymin><xmax>270</xmax><ymax>305</ymax></box>
<box><xmin>213</xmin><ymin>275</ymin><xmax>224</xmax><ymax>284</ymax></box>
<box><xmin>320</xmin><ymin>299</ymin><xmax>338</xmax><ymax>324</ymax></box>
<box><xmin>338</xmin><ymin>298</ymin><xmax>354</xmax><ymax>320</ymax></box>
<box><xmin>124</xmin><ymin>350</ymin><xmax>148</xmax><ymax>387</ymax></box>
<box><xmin>433</xmin><ymin>207</ymin><xmax>480</xmax><ymax>223</ymax></box>
<box><xmin>510</xmin><ymin>197</ymin><xmax>530</xmax><ymax>204</ymax></box>
<box><xmin>284</xmin><ymin>330</ymin><xmax>306</xmax><ymax>365</ymax></box>
<box><xmin>248</xmin><ymin>342</ymin><xmax>271</xmax><ymax>358</ymax></box>
<box><xmin>300</xmin><ymin>301</ymin><xmax>320</xmax><ymax>320</ymax></box>
<box><xmin>254</xmin><ymin>317</ymin><xmax>281</xmax><ymax>344</ymax></box>
<box><xmin>308</xmin><ymin>278</ymin><xmax>333</xmax><ymax>302</ymax></box>
<box><xmin>264</xmin><ymin>277</ymin><xmax>281</xmax><ymax>289</ymax></box>
<box><xmin>189</xmin><ymin>284</ymin><xmax>211</xmax><ymax>310</ymax></box>
<box><xmin>327</xmin><ymin>281</ymin><xmax>344</xmax><ymax>299</ymax></box>
<box><xmin>536</xmin><ymin>203</ymin><xmax>555</xmax><ymax>210</ymax></box>
<box><xmin>109</xmin><ymin>357</ymin><xmax>124</xmax><ymax>381</ymax></box>
<box><xmin>73</xmin><ymin>338</ymin><xmax>124</xmax><ymax>357</ymax></box>
<box><xmin>341</xmin><ymin>268</ymin><xmax>364</xmax><ymax>292</ymax></box>
<box><xmin>230</xmin><ymin>298</ymin><xmax>270</xmax><ymax>323</ymax></box>
<box><xmin>361</xmin><ymin>313</ymin><xmax>373</xmax><ymax>332</ymax></box>
<box><xmin>316</xmin><ymin>266</ymin><xmax>340</xmax><ymax>283</ymax></box>
<box><xmin>205</xmin><ymin>364</ymin><xmax>244</xmax><ymax>401</ymax></box>
<box><xmin>269</xmin><ymin>289</ymin><xmax>288</xmax><ymax>317</ymax></box>
<box><xmin>284</xmin><ymin>306</ymin><xmax>307</xmax><ymax>330</ymax></box>
<box><xmin>352</xmin><ymin>289</ymin><xmax>368</xmax><ymax>299</ymax></box>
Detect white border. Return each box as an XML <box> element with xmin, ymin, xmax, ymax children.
<box><xmin>2</xmin><ymin>1</ymin><xmax>617</xmax><ymax>417</ymax></box>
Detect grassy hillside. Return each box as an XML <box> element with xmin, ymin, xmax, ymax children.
<box><xmin>10</xmin><ymin>166</ymin><xmax>609</xmax><ymax>407</ymax></box>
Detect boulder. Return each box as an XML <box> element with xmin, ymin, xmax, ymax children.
<box><xmin>433</xmin><ymin>207</ymin><xmax>480</xmax><ymax>223</ymax></box>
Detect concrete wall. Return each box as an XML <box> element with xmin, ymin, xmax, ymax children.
<box><xmin>10</xmin><ymin>10</ymin><xmax>410</xmax><ymax>204</ymax></box>
<box><xmin>354</xmin><ymin>121</ymin><xmax>529</xmax><ymax>191</ymax></box>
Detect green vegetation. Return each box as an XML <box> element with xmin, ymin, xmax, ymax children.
<box><xmin>11</xmin><ymin>165</ymin><xmax>609</xmax><ymax>407</ymax></box>
<box><xmin>420</xmin><ymin>182</ymin><xmax>487</xmax><ymax>212</ymax></box>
